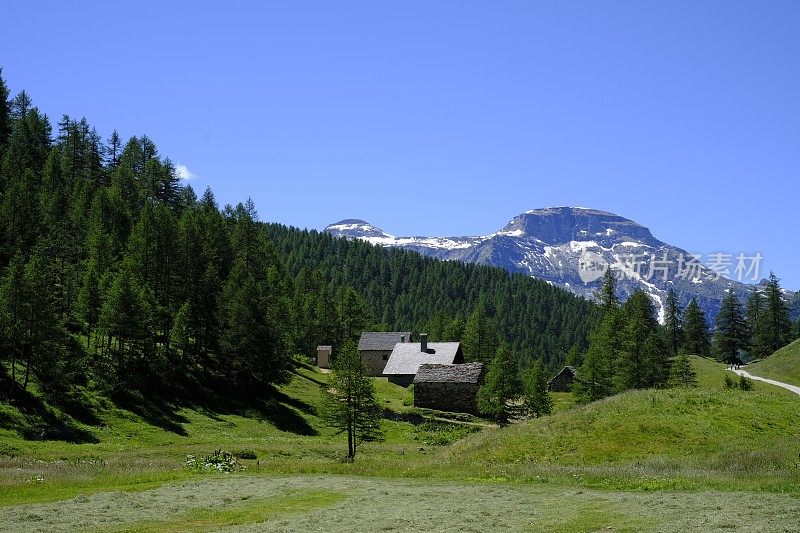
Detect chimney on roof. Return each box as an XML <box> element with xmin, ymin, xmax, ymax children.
<box><xmin>420</xmin><ymin>333</ymin><xmax>428</xmax><ymax>353</ymax></box>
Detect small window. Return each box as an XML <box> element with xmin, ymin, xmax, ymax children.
<box><xmin>383</xmin><ymin>354</ymin><xmax>389</xmax><ymax>361</ymax></box>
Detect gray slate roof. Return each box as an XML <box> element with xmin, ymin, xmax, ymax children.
<box><xmin>549</xmin><ymin>366</ymin><xmax>577</xmax><ymax>381</ymax></box>
<box><xmin>358</xmin><ymin>332</ymin><xmax>412</xmax><ymax>351</ymax></box>
<box><xmin>413</xmin><ymin>363</ymin><xmax>484</xmax><ymax>384</ymax></box>
<box><xmin>382</xmin><ymin>342</ymin><xmax>462</xmax><ymax>376</ymax></box>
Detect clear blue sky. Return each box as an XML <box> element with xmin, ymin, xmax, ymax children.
<box><xmin>2</xmin><ymin>1</ymin><xmax>798</xmax><ymax>288</ymax></box>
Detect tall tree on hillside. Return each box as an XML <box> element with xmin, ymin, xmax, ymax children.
<box><xmin>713</xmin><ymin>291</ymin><xmax>749</xmax><ymax>365</ymax></box>
<box><xmin>761</xmin><ymin>273</ymin><xmax>792</xmax><ymax>356</ymax></box>
<box><xmin>477</xmin><ymin>343</ymin><xmax>522</xmax><ymax>422</ymax></box>
<box><xmin>0</xmin><ymin>254</ymin><xmax>26</xmax><ymax>386</ymax></box>
<box><xmin>573</xmin><ymin>275</ymin><xmax>623</xmax><ymax>402</ymax></box>
<box><xmin>618</xmin><ymin>291</ymin><xmax>668</xmax><ymax>390</ymax></box>
<box><xmin>663</xmin><ymin>287</ymin><xmax>683</xmax><ymax>357</ymax></box>
<box><xmin>99</xmin><ymin>262</ymin><xmax>153</xmax><ymax>380</ymax></box>
<box><xmin>522</xmin><ymin>359</ymin><xmax>552</xmax><ymax>417</ymax></box>
<box><xmin>746</xmin><ymin>290</ymin><xmax>767</xmax><ymax>359</ymax></box>
<box><xmin>0</xmin><ymin>68</ymin><xmax>11</xmax><ymax>160</ymax></box>
<box><xmin>323</xmin><ymin>340</ymin><xmax>383</xmax><ymax>460</ymax></box>
<box><xmin>598</xmin><ymin>268</ymin><xmax>619</xmax><ymax>311</ymax></box>
<box><xmin>463</xmin><ymin>303</ymin><xmax>498</xmax><ymax>362</ymax></box>
<box><xmin>669</xmin><ymin>352</ymin><xmax>698</xmax><ymax>388</ymax></box>
<box><xmin>682</xmin><ymin>297</ymin><xmax>710</xmax><ymax>356</ymax></box>
<box><xmin>339</xmin><ymin>287</ymin><xmax>372</xmax><ymax>345</ymax></box>
<box><xmin>219</xmin><ymin>203</ymin><xmax>290</xmax><ymax>389</ymax></box>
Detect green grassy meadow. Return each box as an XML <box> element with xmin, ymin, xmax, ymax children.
<box><xmin>748</xmin><ymin>338</ymin><xmax>800</xmax><ymax>387</ymax></box>
<box><xmin>1</xmin><ymin>356</ymin><xmax>799</xmax><ymax>531</ymax></box>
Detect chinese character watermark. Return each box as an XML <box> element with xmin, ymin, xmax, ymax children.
<box><xmin>577</xmin><ymin>250</ymin><xmax>763</xmax><ymax>285</ymax></box>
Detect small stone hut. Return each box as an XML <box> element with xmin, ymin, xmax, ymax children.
<box><xmin>413</xmin><ymin>363</ymin><xmax>486</xmax><ymax>414</ymax></box>
<box><xmin>548</xmin><ymin>365</ymin><xmax>577</xmax><ymax>392</ymax></box>
<box><xmin>316</xmin><ymin>345</ymin><xmax>332</xmax><ymax>369</ymax></box>
<box><xmin>358</xmin><ymin>331</ymin><xmax>412</xmax><ymax>376</ymax></box>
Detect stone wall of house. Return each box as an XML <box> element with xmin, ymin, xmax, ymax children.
<box><xmin>414</xmin><ymin>382</ymin><xmax>480</xmax><ymax>414</ymax></box>
<box><xmin>548</xmin><ymin>371</ymin><xmax>574</xmax><ymax>392</ymax></box>
<box><xmin>360</xmin><ymin>350</ymin><xmax>392</xmax><ymax>376</ymax></box>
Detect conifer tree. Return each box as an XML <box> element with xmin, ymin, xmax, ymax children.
<box><xmin>0</xmin><ymin>67</ymin><xmax>11</xmax><ymax>160</ymax></box>
<box><xmin>669</xmin><ymin>353</ymin><xmax>698</xmax><ymax>388</ymax></box>
<box><xmin>663</xmin><ymin>287</ymin><xmax>683</xmax><ymax>357</ymax></box>
<box><xmin>713</xmin><ymin>291</ymin><xmax>749</xmax><ymax>365</ymax></box>
<box><xmin>761</xmin><ymin>273</ymin><xmax>791</xmax><ymax>356</ymax></box>
<box><xmin>463</xmin><ymin>303</ymin><xmax>498</xmax><ymax>362</ymax></box>
<box><xmin>746</xmin><ymin>290</ymin><xmax>767</xmax><ymax>359</ymax></box>
<box><xmin>323</xmin><ymin>340</ymin><xmax>383</xmax><ymax>460</ymax></box>
<box><xmin>522</xmin><ymin>359</ymin><xmax>552</xmax><ymax>417</ymax></box>
<box><xmin>77</xmin><ymin>259</ymin><xmax>102</xmax><ymax>347</ymax></box>
<box><xmin>618</xmin><ymin>291</ymin><xmax>664</xmax><ymax>390</ymax></box>
<box><xmin>598</xmin><ymin>268</ymin><xmax>619</xmax><ymax>311</ymax></box>
<box><xmin>477</xmin><ymin>343</ymin><xmax>521</xmax><ymax>422</ymax></box>
<box><xmin>682</xmin><ymin>297</ymin><xmax>710</xmax><ymax>356</ymax></box>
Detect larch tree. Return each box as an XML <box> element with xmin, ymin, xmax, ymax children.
<box><xmin>663</xmin><ymin>287</ymin><xmax>683</xmax><ymax>358</ymax></box>
<box><xmin>713</xmin><ymin>291</ymin><xmax>749</xmax><ymax>365</ymax></box>
<box><xmin>323</xmin><ymin>340</ymin><xmax>383</xmax><ymax>460</ymax></box>
<box><xmin>477</xmin><ymin>343</ymin><xmax>522</xmax><ymax>422</ymax></box>
<box><xmin>522</xmin><ymin>359</ymin><xmax>553</xmax><ymax>417</ymax></box>
<box><xmin>682</xmin><ymin>297</ymin><xmax>710</xmax><ymax>356</ymax></box>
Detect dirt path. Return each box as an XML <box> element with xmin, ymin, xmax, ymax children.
<box><xmin>731</xmin><ymin>368</ymin><xmax>800</xmax><ymax>397</ymax></box>
<box><xmin>429</xmin><ymin>415</ymin><xmax>499</xmax><ymax>428</ymax></box>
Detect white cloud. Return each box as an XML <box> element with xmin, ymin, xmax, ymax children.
<box><xmin>175</xmin><ymin>163</ymin><xmax>196</xmax><ymax>181</ymax></box>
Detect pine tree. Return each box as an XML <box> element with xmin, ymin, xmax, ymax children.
<box><xmin>477</xmin><ymin>343</ymin><xmax>521</xmax><ymax>422</ymax></box>
<box><xmin>713</xmin><ymin>291</ymin><xmax>749</xmax><ymax>365</ymax></box>
<box><xmin>598</xmin><ymin>268</ymin><xmax>619</xmax><ymax>311</ymax></box>
<box><xmin>682</xmin><ymin>297</ymin><xmax>710</xmax><ymax>356</ymax></box>
<box><xmin>339</xmin><ymin>287</ymin><xmax>371</xmax><ymax>344</ymax></box>
<box><xmin>77</xmin><ymin>259</ymin><xmax>102</xmax><ymax>347</ymax></box>
<box><xmin>323</xmin><ymin>340</ymin><xmax>383</xmax><ymax>460</ymax></box>
<box><xmin>663</xmin><ymin>287</ymin><xmax>683</xmax><ymax>357</ymax></box>
<box><xmin>669</xmin><ymin>353</ymin><xmax>698</xmax><ymax>388</ymax></box>
<box><xmin>0</xmin><ymin>67</ymin><xmax>11</xmax><ymax>159</ymax></box>
<box><xmin>761</xmin><ymin>273</ymin><xmax>791</xmax><ymax>356</ymax></box>
<box><xmin>0</xmin><ymin>254</ymin><xmax>26</xmax><ymax>387</ymax></box>
<box><xmin>463</xmin><ymin>303</ymin><xmax>498</xmax><ymax>362</ymax></box>
<box><xmin>522</xmin><ymin>359</ymin><xmax>552</xmax><ymax>417</ymax></box>
<box><xmin>618</xmin><ymin>291</ymin><xmax>665</xmax><ymax>390</ymax></box>
<box><xmin>746</xmin><ymin>290</ymin><xmax>767</xmax><ymax>359</ymax></box>
<box><xmin>574</xmin><ymin>308</ymin><xmax>621</xmax><ymax>402</ymax></box>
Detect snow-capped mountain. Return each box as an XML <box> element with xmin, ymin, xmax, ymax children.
<box><xmin>325</xmin><ymin>207</ymin><xmax>767</xmax><ymax>323</ymax></box>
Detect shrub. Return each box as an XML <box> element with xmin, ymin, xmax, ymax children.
<box><xmin>738</xmin><ymin>375</ymin><xmax>754</xmax><ymax>391</ymax></box>
<box><xmin>723</xmin><ymin>375</ymin><xmax>737</xmax><ymax>389</ymax></box>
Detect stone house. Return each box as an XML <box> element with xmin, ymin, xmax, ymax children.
<box><xmin>358</xmin><ymin>331</ymin><xmax>412</xmax><ymax>376</ymax></box>
<box><xmin>413</xmin><ymin>363</ymin><xmax>486</xmax><ymax>414</ymax></box>
<box><xmin>548</xmin><ymin>365</ymin><xmax>577</xmax><ymax>392</ymax></box>
<box><xmin>382</xmin><ymin>334</ymin><xmax>464</xmax><ymax>386</ymax></box>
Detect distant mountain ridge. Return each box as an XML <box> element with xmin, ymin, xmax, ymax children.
<box><xmin>325</xmin><ymin>207</ymin><xmax>780</xmax><ymax>323</ymax></box>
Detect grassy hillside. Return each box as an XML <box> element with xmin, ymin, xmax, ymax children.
<box><xmin>748</xmin><ymin>338</ymin><xmax>800</xmax><ymax>387</ymax></box>
<box><xmin>441</xmin><ymin>356</ymin><xmax>800</xmax><ymax>491</ymax></box>
<box><xmin>1</xmin><ymin>355</ymin><xmax>799</xmax><ymax>530</ymax></box>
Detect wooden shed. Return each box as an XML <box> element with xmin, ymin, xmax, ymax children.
<box><xmin>548</xmin><ymin>366</ymin><xmax>577</xmax><ymax>392</ymax></box>
<box><xmin>413</xmin><ymin>363</ymin><xmax>485</xmax><ymax>414</ymax></box>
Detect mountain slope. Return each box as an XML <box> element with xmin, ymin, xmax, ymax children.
<box><xmin>325</xmin><ymin>207</ymin><xmax>762</xmax><ymax>322</ymax></box>
<box><xmin>747</xmin><ymin>339</ymin><xmax>800</xmax><ymax>387</ymax></box>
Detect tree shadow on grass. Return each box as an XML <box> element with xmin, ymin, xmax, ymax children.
<box><xmin>0</xmin><ymin>373</ymin><xmax>99</xmax><ymax>444</ymax></box>
<box><xmin>111</xmin><ymin>389</ymin><xmax>190</xmax><ymax>436</ymax></box>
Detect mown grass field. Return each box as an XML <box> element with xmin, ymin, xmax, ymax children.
<box><xmin>748</xmin><ymin>338</ymin><xmax>800</xmax><ymax>387</ymax></box>
<box><xmin>1</xmin><ymin>356</ymin><xmax>799</xmax><ymax>531</ymax></box>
